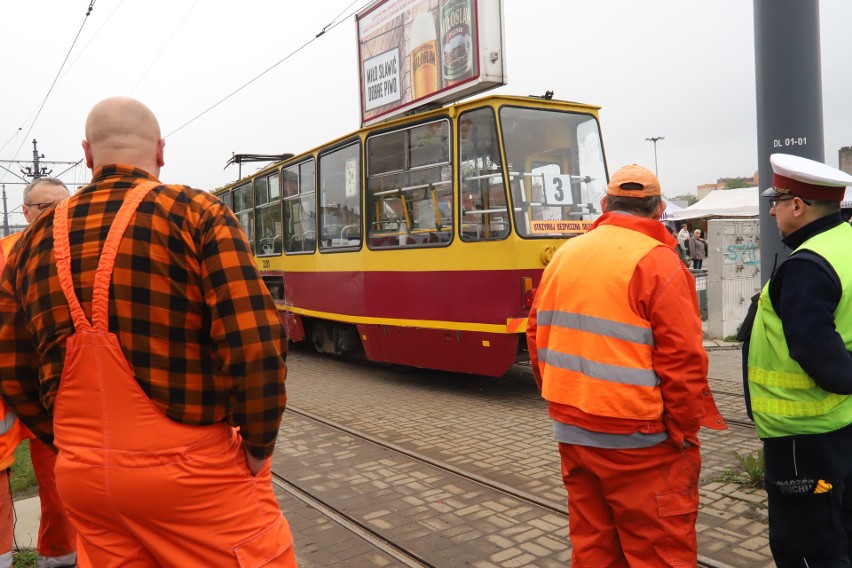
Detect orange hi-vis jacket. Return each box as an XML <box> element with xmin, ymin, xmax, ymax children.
<box><xmin>1</xmin><ymin>233</ymin><xmax>25</xmax><ymax>470</ymax></box>
<box><xmin>535</xmin><ymin>223</ymin><xmax>664</xmax><ymax>423</ymax></box>
<box><xmin>0</xmin><ymin>401</ymin><xmax>22</xmax><ymax>470</ymax></box>
<box><xmin>528</xmin><ymin>212</ymin><xmax>724</xmax><ymax>445</ymax></box>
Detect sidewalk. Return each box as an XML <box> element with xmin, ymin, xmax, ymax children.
<box><xmin>703</xmin><ymin>337</ymin><xmax>741</xmax><ymax>350</ymax></box>
<box><xmin>12</xmin><ymin>495</ymin><xmax>39</xmax><ymax>550</ymax></box>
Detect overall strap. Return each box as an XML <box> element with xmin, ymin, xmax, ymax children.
<box><xmin>54</xmin><ymin>181</ymin><xmax>160</xmax><ymax>332</ymax></box>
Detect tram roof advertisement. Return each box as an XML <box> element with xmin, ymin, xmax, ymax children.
<box><xmin>356</xmin><ymin>0</ymin><xmax>506</xmax><ymax>127</ymax></box>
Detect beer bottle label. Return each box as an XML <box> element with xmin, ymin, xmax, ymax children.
<box><xmin>440</xmin><ymin>0</ymin><xmax>475</xmax><ymax>86</ymax></box>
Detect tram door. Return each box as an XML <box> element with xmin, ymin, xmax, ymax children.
<box><xmin>458</xmin><ymin>108</ymin><xmax>510</xmax><ymax>241</ymax></box>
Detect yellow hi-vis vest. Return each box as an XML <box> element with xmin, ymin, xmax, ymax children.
<box><xmin>536</xmin><ymin>224</ymin><xmax>664</xmax><ymax>421</ymax></box>
<box><xmin>748</xmin><ymin>222</ymin><xmax>852</xmax><ymax>439</ymax></box>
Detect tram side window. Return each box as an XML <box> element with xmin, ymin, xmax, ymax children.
<box><xmin>219</xmin><ymin>190</ymin><xmax>234</xmax><ymax>211</ymax></box>
<box><xmin>319</xmin><ymin>143</ymin><xmax>361</xmax><ymax>251</ymax></box>
<box><xmin>459</xmin><ymin>108</ymin><xmax>510</xmax><ymax>242</ymax></box>
<box><xmin>366</xmin><ymin>119</ymin><xmax>452</xmax><ymax>249</ymax></box>
<box><xmin>283</xmin><ymin>160</ymin><xmax>316</xmax><ymax>254</ymax></box>
<box><xmin>233</xmin><ymin>183</ymin><xmax>255</xmax><ymax>254</ymax></box>
<box><xmin>255</xmin><ymin>172</ymin><xmax>282</xmax><ymax>255</ymax></box>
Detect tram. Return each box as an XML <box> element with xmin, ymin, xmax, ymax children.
<box><xmin>214</xmin><ymin>94</ymin><xmax>608</xmax><ymax>377</ymax></box>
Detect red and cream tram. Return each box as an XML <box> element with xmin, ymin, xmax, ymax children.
<box><xmin>214</xmin><ymin>94</ymin><xmax>608</xmax><ymax>376</ymax></box>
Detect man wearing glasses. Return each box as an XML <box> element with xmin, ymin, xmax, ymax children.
<box><xmin>746</xmin><ymin>153</ymin><xmax>852</xmax><ymax>567</ymax></box>
<box><xmin>21</xmin><ymin>177</ymin><xmax>70</xmax><ymax>222</ymax></box>
<box><xmin>0</xmin><ymin>176</ymin><xmax>76</xmax><ymax>568</ymax></box>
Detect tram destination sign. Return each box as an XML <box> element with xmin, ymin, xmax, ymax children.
<box><xmin>356</xmin><ymin>0</ymin><xmax>506</xmax><ymax>127</ymax></box>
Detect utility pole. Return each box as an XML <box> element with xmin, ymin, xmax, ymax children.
<box><xmin>754</xmin><ymin>0</ymin><xmax>823</xmax><ymax>284</ymax></box>
<box><xmin>23</xmin><ymin>139</ymin><xmax>52</xmax><ymax>180</ymax></box>
<box><xmin>645</xmin><ymin>136</ymin><xmax>665</xmax><ymax>177</ymax></box>
<box><xmin>1</xmin><ymin>184</ymin><xmax>8</xmax><ymax>238</ymax></box>
<box><xmin>0</xmin><ymin>140</ymin><xmax>81</xmax><ymax>229</ymax></box>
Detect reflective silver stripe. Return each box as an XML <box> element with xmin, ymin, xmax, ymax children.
<box><xmin>552</xmin><ymin>419</ymin><xmax>667</xmax><ymax>449</ymax></box>
<box><xmin>536</xmin><ymin>310</ymin><xmax>654</xmax><ymax>346</ymax></box>
<box><xmin>0</xmin><ymin>411</ymin><xmax>16</xmax><ymax>436</ymax></box>
<box><xmin>539</xmin><ymin>348</ymin><xmax>660</xmax><ymax>387</ymax></box>
<box><xmin>38</xmin><ymin>552</ymin><xmax>78</xmax><ymax>568</ymax></box>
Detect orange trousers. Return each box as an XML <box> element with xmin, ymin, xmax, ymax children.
<box><xmin>559</xmin><ymin>441</ymin><xmax>700</xmax><ymax>567</ymax></box>
<box><xmin>28</xmin><ymin>437</ymin><xmax>76</xmax><ymax>564</ymax></box>
<box><xmin>1</xmin><ymin>469</ymin><xmax>11</xmax><ymax>568</ymax></box>
<box><xmin>49</xmin><ymin>186</ymin><xmax>296</xmax><ymax>568</ymax></box>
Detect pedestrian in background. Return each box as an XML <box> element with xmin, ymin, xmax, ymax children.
<box><xmin>0</xmin><ymin>177</ymin><xmax>77</xmax><ymax>568</ymax></box>
<box><xmin>0</xmin><ymin>97</ymin><xmax>295</xmax><ymax>567</ymax></box>
<box><xmin>677</xmin><ymin>223</ymin><xmax>690</xmax><ymax>251</ymax></box>
<box><xmin>527</xmin><ymin>164</ymin><xmax>725</xmax><ymax>566</ymax></box>
<box><xmin>744</xmin><ymin>153</ymin><xmax>852</xmax><ymax>567</ymax></box>
<box><xmin>688</xmin><ymin>228</ymin><xmax>707</xmax><ymax>269</ymax></box>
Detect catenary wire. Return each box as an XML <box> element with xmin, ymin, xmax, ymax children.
<box><xmin>164</xmin><ymin>0</ymin><xmax>372</xmax><ymax>139</ymax></box>
<box><xmin>9</xmin><ymin>0</ymin><xmax>98</xmax><ymax>164</ymax></box>
<box><xmin>129</xmin><ymin>0</ymin><xmax>201</xmax><ymax>96</ymax></box>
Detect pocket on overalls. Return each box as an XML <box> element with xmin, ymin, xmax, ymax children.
<box><xmin>655</xmin><ymin>488</ymin><xmax>699</xmax><ymax>565</ymax></box>
<box><xmin>767</xmin><ymin>482</ymin><xmax>838</xmax><ymax>557</ymax></box>
<box><xmin>655</xmin><ymin>445</ymin><xmax>700</xmax><ymax>566</ymax></box>
<box><xmin>233</xmin><ymin>515</ymin><xmax>295</xmax><ymax>568</ymax></box>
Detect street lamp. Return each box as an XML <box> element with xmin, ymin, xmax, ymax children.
<box><xmin>645</xmin><ymin>136</ymin><xmax>665</xmax><ymax>177</ymax></box>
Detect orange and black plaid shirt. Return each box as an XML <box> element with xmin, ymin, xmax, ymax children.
<box><xmin>0</xmin><ymin>165</ymin><xmax>287</xmax><ymax>459</ymax></box>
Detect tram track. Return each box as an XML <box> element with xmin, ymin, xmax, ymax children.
<box><xmin>281</xmin><ymin>405</ymin><xmax>736</xmax><ymax>568</ymax></box>
<box><xmin>272</xmin><ymin>472</ymin><xmax>435</xmax><ymax>568</ymax></box>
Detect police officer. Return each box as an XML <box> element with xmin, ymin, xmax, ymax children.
<box><xmin>746</xmin><ymin>153</ymin><xmax>852</xmax><ymax>567</ymax></box>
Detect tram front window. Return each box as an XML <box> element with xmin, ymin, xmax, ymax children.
<box><xmin>500</xmin><ymin>107</ymin><xmax>607</xmax><ymax>238</ymax></box>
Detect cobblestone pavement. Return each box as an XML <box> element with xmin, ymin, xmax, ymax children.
<box><xmin>275</xmin><ymin>342</ymin><xmax>774</xmax><ymax>567</ymax></box>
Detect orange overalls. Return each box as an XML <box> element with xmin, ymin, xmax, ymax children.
<box><xmin>50</xmin><ymin>183</ymin><xmax>295</xmax><ymax>567</ymax></box>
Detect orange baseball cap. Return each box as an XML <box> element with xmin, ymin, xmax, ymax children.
<box><xmin>606</xmin><ymin>164</ymin><xmax>661</xmax><ymax>197</ymax></box>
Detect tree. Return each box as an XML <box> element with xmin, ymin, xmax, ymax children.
<box><xmin>722</xmin><ymin>177</ymin><xmax>751</xmax><ymax>189</ymax></box>
<box><xmin>672</xmin><ymin>194</ymin><xmax>699</xmax><ymax>206</ymax></box>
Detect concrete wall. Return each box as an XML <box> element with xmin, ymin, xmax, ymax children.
<box><xmin>706</xmin><ymin>218</ymin><xmax>761</xmax><ymax>339</ymax></box>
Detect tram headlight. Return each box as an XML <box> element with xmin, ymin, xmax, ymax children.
<box><xmin>541</xmin><ymin>245</ymin><xmax>557</xmax><ymax>266</ymax></box>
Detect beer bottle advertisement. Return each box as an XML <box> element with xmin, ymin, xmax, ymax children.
<box><xmin>440</xmin><ymin>0</ymin><xmax>476</xmax><ymax>87</ymax></box>
<box><xmin>409</xmin><ymin>10</ymin><xmax>440</xmax><ymax>99</ymax></box>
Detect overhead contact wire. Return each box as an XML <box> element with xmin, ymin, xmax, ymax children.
<box><xmin>10</xmin><ymin>0</ymin><xmax>97</xmax><ymax>162</ymax></box>
<box><xmin>165</xmin><ymin>0</ymin><xmax>372</xmax><ymax>139</ymax></box>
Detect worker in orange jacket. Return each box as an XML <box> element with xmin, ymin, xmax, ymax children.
<box><xmin>0</xmin><ymin>177</ymin><xmax>77</xmax><ymax>568</ymax></box>
<box><xmin>527</xmin><ymin>164</ymin><xmax>726</xmax><ymax>567</ymax></box>
<box><xmin>1</xmin><ymin>398</ymin><xmax>24</xmax><ymax>568</ymax></box>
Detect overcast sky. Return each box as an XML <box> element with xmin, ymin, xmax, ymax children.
<box><xmin>2</xmin><ymin>0</ymin><xmax>851</xmax><ymax>225</ymax></box>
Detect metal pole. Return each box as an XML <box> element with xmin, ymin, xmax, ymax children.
<box><xmin>32</xmin><ymin>139</ymin><xmax>42</xmax><ymax>179</ymax></box>
<box><xmin>754</xmin><ymin>0</ymin><xmax>823</xmax><ymax>284</ymax></box>
<box><xmin>1</xmin><ymin>184</ymin><xmax>8</xmax><ymax>238</ymax></box>
<box><xmin>645</xmin><ymin>136</ymin><xmax>665</xmax><ymax>177</ymax></box>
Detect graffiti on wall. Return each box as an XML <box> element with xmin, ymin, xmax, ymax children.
<box><xmin>723</xmin><ymin>239</ymin><xmax>760</xmax><ymax>267</ymax></box>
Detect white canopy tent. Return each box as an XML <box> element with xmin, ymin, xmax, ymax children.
<box><xmin>659</xmin><ymin>197</ymin><xmax>683</xmax><ymax>221</ymax></box>
<box><xmin>669</xmin><ymin>187</ymin><xmax>759</xmax><ymax>221</ymax></box>
<box><xmin>842</xmin><ymin>186</ymin><xmax>852</xmax><ymax>209</ymax></box>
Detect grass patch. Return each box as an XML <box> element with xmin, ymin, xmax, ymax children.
<box><xmin>12</xmin><ymin>550</ymin><xmax>37</xmax><ymax>568</ymax></box>
<box><xmin>719</xmin><ymin>449</ymin><xmax>765</xmax><ymax>489</ymax></box>
<box><xmin>10</xmin><ymin>439</ymin><xmax>38</xmax><ymax>498</ymax></box>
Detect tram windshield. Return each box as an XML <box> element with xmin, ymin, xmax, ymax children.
<box><xmin>500</xmin><ymin>106</ymin><xmax>607</xmax><ymax>238</ymax></box>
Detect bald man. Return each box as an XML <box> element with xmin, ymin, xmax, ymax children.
<box><xmin>0</xmin><ymin>97</ymin><xmax>295</xmax><ymax>567</ymax></box>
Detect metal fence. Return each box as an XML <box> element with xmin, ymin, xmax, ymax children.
<box><xmin>690</xmin><ymin>268</ymin><xmax>708</xmax><ymax>321</ymax></box>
